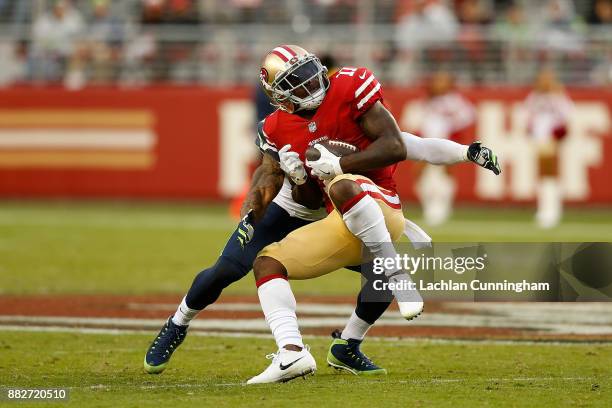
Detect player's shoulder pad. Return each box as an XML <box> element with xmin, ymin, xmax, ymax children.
<box><xmin>351</xmin><ymin>67</ymin><xmax>381</xmax><ymax>110</ymax></box>
<box><xmin>256</xmin><ymin>116</ymin><xmax>279</xmax><ymax>161</ymax></box>
<box><xmin>333</xmin><ymin>66</ymin><xmax>382</xmax><ymax>115</ymax></box>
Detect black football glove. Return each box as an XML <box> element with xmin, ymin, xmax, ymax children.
<box><xmin>467</xmin><ymin>141</ymin><xmax>501</xmax><ymax>175</ymax></box>
<box><xmin>236</xmin><ymin>209</ymin><xmax>255</xmax><ymax>249</ymax></box>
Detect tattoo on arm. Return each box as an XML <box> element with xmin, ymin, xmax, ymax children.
<box><xmin>240</xmin><ymin>154</ymin><xmax>284</xmax><ymax>222</ymax></box>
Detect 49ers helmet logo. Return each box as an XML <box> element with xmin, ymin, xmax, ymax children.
<box><xmin>260</xmin><ymin>68</ymin><xmax>269</xmax><ymax>83</ymax></box>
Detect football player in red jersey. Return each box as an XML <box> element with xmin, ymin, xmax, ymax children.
<box><xmin>246</xmin><ymin>45</ymin><xmax>501</xmax><ymax>384</ymax></box>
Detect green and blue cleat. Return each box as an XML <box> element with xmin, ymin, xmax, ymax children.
<box><xmin>143</xmin><ymin>317</ymin><xmax>188</xmax><ymax>374</ymax></box>
<box><xmin>326</xmin><ymin>330</ymin><xmax>387</xmax><ymax>375</ymax></box>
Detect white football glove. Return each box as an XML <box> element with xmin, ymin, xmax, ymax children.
<box><xmin>278</xmin><ymin>144</ymin><xmax>307</xmax><ymax>185</ymax></box>
<box><xmin>305</xmin><ymin>143</ymin><xmax>343</xmax><ymax>181</ymax></box>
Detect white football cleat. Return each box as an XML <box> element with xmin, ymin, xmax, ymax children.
<box><xmin>387</xmin><ymin>271</ymin><xmax>424</xmax><ymax>320</ymax></box>
<box><xmin>246</xmin><ymin>347</ymin><xmax>316</xmax><ymax>385</ymax></box>
<box><xmin>398</xmin><ymin>301</ymin><xmax>424</xmax><ymax>320</ymax></box>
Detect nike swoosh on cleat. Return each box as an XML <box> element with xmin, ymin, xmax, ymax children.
<box><xmin>279</xmin><ymin>356</ymin><xmax>304</xmax><ymax>370</ymax></box>
<box><xmin>359</xmin><ymin>72</ymin><xmax>366</xmax><ymax>79</ymax></box>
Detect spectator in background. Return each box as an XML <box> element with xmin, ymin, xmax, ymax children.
<box><xmin>537</xmin><ymin>0</ymin><xmax>585</xmax><ymax>53</ymax></box>
<box><xmin>85</xmin><ymin>0</ymin><xmax>124</xmax><ymax>84</ymax></box>
<box><xmin>203</xmin><ymin>0</ymin><xmax>269</xmax><ymax>24</ymax></box>
<box><xmin>588</xmin><ymin>0</ymin><xmax>612</xmax><ymax>24</ymax></box>
<box><xmin>165</xmin><ymin>0</ymin><xmax>199</xmax><ymax>24</ymax></box>
<box><xmin>413</xmin><ymin>70</ymin><xmax>476</xmax><ymax>225</ymax></box>
<box><xmin>494</xmin><ymin>1</ymin><xmax>534</xmax><ymax>83</ymax></box>
<box><xmin>308</xmin><ymin>0</ymin><xmax>358</xmax><ymax>24</ymax></box>
<box><xmin>229</xmin><ymin>0</ymin><xmax>264</xmax><ymax>24</ymax></box>
<box><xmin>120</xmin><ymin>31</ymin><xmax>157</xmax><ymax>86</ymax></box>
<box><xmin>455</xmin><ymin>0</ymin><xmax>493</xmax><ymax>82</ymax></box>
<box><xmin>395</xmin><ymin>0</ymin><xmax>459</xmax><ymax>51</ymax></box>
<box><xmin>140</xmin><ymin>0</ymin><xmax>199</xmax><ymax>82</ymax></box>
<box><xmin>0</xmin><ymin>0</ymin><xmax>30</xmax><ymax>86</ymax></box>
<box><xmin>494</xmin><ymin>2</ymin><xmax>531</xmax><ymax>44</ymax></box>
<box><xmin>371</xmin><ymin>0</ymin><xmax>398</xmax><ymax>23</ymax></box>
<box><xmin>29</xmin><ymin>0</ymin><xmax>84</xmax><ymax>83</ymax></box>
<box><xmin>141</xmin><ymin>0</ymin><xmax>165</xmax><ymax>23</ymax></box>
<box><xmin>0</xmin><ymin>0</ymin><xmax>8</xmax><ymax>21</ymax></box>
<box><xmin>0</xmin><ymin>40</ymin><xmax>25</xmax><ymax>86</ymax></box>
<box><xmin>456</xmin><ymin>0</ymin><xmax>492</xmax><ymax>24</ymax></box>
<box><xmin>0</xmin><ymin>0</ymin><xmax>31</xmax><ymax>26</ymax></box>
<box><xmin>586</xmin><ymin>0</ymin><xmax>612</xmax><ymax>84</ymax></box>
<box><xmin>394</xmin><ymin>0</ymin><xmax>458</xmax><ymax>83</ymax></box>
<box><xmin>141</xmin><ymin>0</ymin><xmax>199</xmax><ymax>24</ymax></box>
<box><xmin>524</xmin><ymin>68</ymin><xmax>573</xmax><ymax>229</ymax></box>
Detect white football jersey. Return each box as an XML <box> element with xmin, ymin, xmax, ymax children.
<box><xmin>524</xmin><ymin>91</ymin><xmax>573</xmax><ymax>141</ymax></box>
<box><xmin>420</xmin><ymin>92</ymin><xmax>475</xmax><ymax>140</ymax></box>
<box><xmin>272</xmin><ymin>178</ymin><xmax>327</xmax><ymax>221</ymax></box>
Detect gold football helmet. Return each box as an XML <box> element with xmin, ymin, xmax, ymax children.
<box><xmin>259</xmin><ymin>45</ymin><xmax>329</xmax><ymax>113</ymax></box>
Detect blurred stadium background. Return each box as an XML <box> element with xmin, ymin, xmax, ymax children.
<box><xmin>1</xmin><ymin>0</ymin><xmax>612</xmax><ymax>86</ymax></box>
<box><xmin>0</xmin><ymin>0</ymin><xmax>611</xmax><ymax>206</ymax></box>
<box><xmin>0</xmin><ymin>1</ymin><xmax>611</xmax><ymax>405</ymax></box>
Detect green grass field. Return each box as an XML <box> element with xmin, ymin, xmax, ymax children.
<box><xmin>1</xmin><ymin>333</ymin><xmax>611</xmax><ymax>407</ymax></box>
<box><xmin>1</xmin><ymin>201</ymin><xmax>611</xmax><ymax>407</ymax></box>
<box><xmin>2</xmin><ymin>201</ymin><xmax>612</xmax><ymax>296</ymax></box>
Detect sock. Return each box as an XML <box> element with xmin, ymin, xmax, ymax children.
<box><xmin>342</xmin><ymin>193</ymin><xmax>423</xmax><ymax>309</ymax></box>
<box><xmin>341</xmin><ymin>311</ymin><xmax>373</xmax><ymax>341</ymax></box>
<box><xmin>418</xmin><ymin>166</ymin><xmax>454</xmax><ymax>226</ymax></box>
<box><xmin>341</xmin><ymin>194</ymin><xmax>397</xmax><ymax>265</ymax></box>
<box><xmin>355</xmin><ymin>267</ymin><xmax>393</xmax><ymax>323</ymax></box>
<box><xmin>171</xmin><ymin>296</ymin><xmax>200</xmax><ymax>327</ymax></box>
<box><xmin>536</xmin><ymin>177</ymin><xmax>562</xmax><ymax>228</ymax></box>
<box><xmin>257</xmin><ymin>276</ymin><xmax>304</xmax><ymax>349</ymax></box>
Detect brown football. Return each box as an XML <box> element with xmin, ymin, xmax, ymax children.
<box><xmin>305</xmin><ymin>140</ymin><xmax>360</xmax><ymax>161</ymax></box>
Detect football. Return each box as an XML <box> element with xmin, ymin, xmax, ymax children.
<box><xmin>305</xmin><ymin>140</ymin><xmax>360</xmax><ymax>161</ymax></box>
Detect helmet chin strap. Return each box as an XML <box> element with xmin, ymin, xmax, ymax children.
<box><xmin>294</xmin><ymin>105</ymin><xmax>315</xmax><ymax>114</ymax></box>
<box><xmin>294</xmin><ymin>99</ymin><xmax>320</xmax><ymax>113</ymax></box>
<box><xmin>293</xmin><ymin>86</ymin><xmax>326</xmax><ymax>112</ymax></box>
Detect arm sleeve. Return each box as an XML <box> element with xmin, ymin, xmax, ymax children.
<box><xmin>350</xmin><ymin>68</ymin><xmax>384</xmax><ymax>120</ymax></box>
<box><xmin>401</xmin><ymin>132</ymin><xmax>468</xmax><ymax>165</ymax></box>
<box><xmin>255</xmin><ymin>120</ymin><xmax>279</xmax><ymax>162</ymax></box>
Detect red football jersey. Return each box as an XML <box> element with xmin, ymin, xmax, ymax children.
<box><xmin>257</xmin><ymin>66</ymin><xmax>398</xmax><ymax>198</ymax></box>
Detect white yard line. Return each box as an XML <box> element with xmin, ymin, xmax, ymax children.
<box><xmin>128</xmin><ymin>301</ymin><xmax>358</xmax><ymax>315</ymax></box>
<box><xmin>132</xmin><ymin>301</ymin><xmax>612</xmax><ymax>324</ymax></box>
<box><xmin>2</xmin><ymin>324</ymin><xmax>611</xmax><ymax>346</ymax></box>
<box><xmin>39</xmin><ymin>376</ymin><xmax>606</xmax><ymax>391</ymax></box>
<box><xmin>2</xmin><ymin>306</ymin><xmax>612</xmax><ymax>335</ymax></box>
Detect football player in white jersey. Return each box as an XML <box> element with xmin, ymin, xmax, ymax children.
<box><xmin>413</xmin><ymin>71</ymin><xmax>477</xmax><ymax>226</ymax></box>
<box><xmin>524</xmin><ymin>68</ymin><xmax>573</xmax><ymax>228</ymax></box>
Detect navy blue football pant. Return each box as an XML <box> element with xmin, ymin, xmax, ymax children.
<box><xmin>184</xmin><ymin>202</ymin><xmax>392</xmax><ymax>325</ymax></box>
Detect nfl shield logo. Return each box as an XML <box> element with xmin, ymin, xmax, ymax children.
<box><xmin>308</xmin><ymin>122</ymin><xmax>317</xmax><ymax>133</ymax></box>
